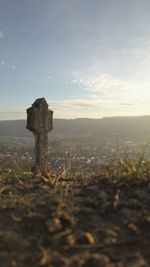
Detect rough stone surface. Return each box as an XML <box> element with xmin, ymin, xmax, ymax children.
<box><xmin>26</xmin><ymin>98</ymin><xmax>53</xmax><ymax>172</ymax></box>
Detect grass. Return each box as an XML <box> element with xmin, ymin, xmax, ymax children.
<box><xmin>0</xmin><ymin>141</ymin><xmax>150</xmax><ymax>210</ymax></box>
<box><xmin>0</xmin><ymin>141</ymin><xmax>150</xmax><ymax>183</ymax></box>
<box><xmin>88</xmin><ymin>134</ymin><xmax>150</xmax><ymax>179</ymax></box>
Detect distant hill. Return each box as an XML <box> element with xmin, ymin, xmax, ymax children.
<box><xmin>0</xmin><ymin>116</ymin><xmax>150</xmax><ymax>143</ymax></box>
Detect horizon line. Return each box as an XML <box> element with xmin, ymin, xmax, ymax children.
<box><xmin>0</xmin><ymin>114</ymin><xmax>150</xmax><ymax>122</ymax></box>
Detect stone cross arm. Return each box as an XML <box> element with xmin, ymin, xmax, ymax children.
<box><xmin>26</xmin><ymin>98</ymin><xmax>53</xmax><ymax>134</ymax></box>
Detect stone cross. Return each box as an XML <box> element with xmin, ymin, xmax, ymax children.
<box><xmin>26</xmin><ymin>98</ymin><xmax>53</xmax><ymax>173</ymax></box>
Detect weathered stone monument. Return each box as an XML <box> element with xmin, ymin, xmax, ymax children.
<box><xmin>26</xmin><ymin>98</ymin><xmax>53</xmax><ymax>173</ymax></box>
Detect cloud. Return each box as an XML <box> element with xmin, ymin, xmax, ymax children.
<box><xmin>47</xmin><ymin>67</ymin><xmax>150</xmax><ymax>118</ymax></box>
<box><xmin>0</xmin><ymin>30</ymin><xmax>4</xmax><ymax>38</ymax></box>
<box><xmin>118</xmin><ymin>103</ymin><xmax>133</xmax><ymax>106</ymax></box>
<box><xmin>0</xmin><ymin>107</ymin><xmax>26</xmax><ymax>120</ymax></box>
<box><xmin>48</xmin><ymin>96</ymin><xmax>150</xmax><ymax>119</ymax></box>
<box><xmin>48</xmin><ymin>96</ymin><xmax>136</xmax><ymax>112</ymax></box>
<box><xmin>47</xmin><ymin>74</ymin><xmax>150</xmax><ymax>118</ymax></box>
<box><xmin>11</xmin><ymin>65</ymin><xmax>16</xmax><ymax>69</ymax></box>
<box><xmin>0</xmin><ymin>61</ymin><xmax>5</xmax><ymax>67</ymax></box>
<box><xmin>49</xmin><ymin>98</ymin><xmax>105</xmax><ymax>109</ymax></box>
<box><xmin>47</xmin><ymin>71</ymin><xmax>129</xmax><ymax>97</ymax></box>
<box><xmin>70</xmin><ymin>74</ymin><xmax>129</xmax><ymax>95</ymax></box>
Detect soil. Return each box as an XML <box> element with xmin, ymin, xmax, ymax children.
<box><xmin>0</xmin><ymin>173</ymin><xmax>150</xmax><ymax>267</ymax></box>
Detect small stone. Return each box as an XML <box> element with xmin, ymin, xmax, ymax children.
<box><xmin>77</xmin><ymin>232</ymin><xmax>95</xmax><ymax>245</ymax></box>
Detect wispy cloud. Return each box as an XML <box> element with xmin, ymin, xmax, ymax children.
<box><xmin>49</xmin><ymin>98</ymin><xmax>104</xmax><ymax>109</ymax></box>
<box><xmin>47</xmin><ymin>66</ymin><xmax>150</xmax><ymax>112</ymax></box>
<box><xmin>47</xmin><ymin>71</ymin><xmax>150</xmax><ymax>118</ymax></box>
<box><xmin>70</xmin><ymin>73</ymin><xmax>129</xmax><ymax>95</ymax></box>
<box><xmin>50</xmin><ymin>72</ymin><xmax>129</xmax><ymax>96</ymax></box>
<box><xmin>0</xmin><ymin>61</ymin><xmax>5</xmax><ymax>67</ymax></box>
<box><xmin>0</xmin><ymin>107</ymin><xmax>26</xmax><ymax>120</ymax></box>
<box><xmin>48</xmin><ymin>96</ymin><xmax>150</xmax><ymax>119</ymax></box>
<box><xmin>49</xmin><ymin>97</ymin><xmax>135</xmax><ymax>109</ymax></box>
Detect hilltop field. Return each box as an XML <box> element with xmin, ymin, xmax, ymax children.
<box><xmin>1</xmin><ymin>159</ymin><xmax>150</xmax><ymax>267</ymax></box>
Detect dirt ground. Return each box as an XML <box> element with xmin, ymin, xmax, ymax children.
<box><xmin>0</xmin><ymin>173</ymin><xmax>150</xmax><ymax>267</ymax></box>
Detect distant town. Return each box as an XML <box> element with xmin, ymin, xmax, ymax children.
<box><xmin>0</xmin><ymin>133</ymin><xmax>150</xmax><ymax>175</ymax></box>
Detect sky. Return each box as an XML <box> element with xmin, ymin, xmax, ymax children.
<box><xmin>0</xmin><ymin>0</ymin><xmax>150</xmax><ymax>120</ymax></box>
